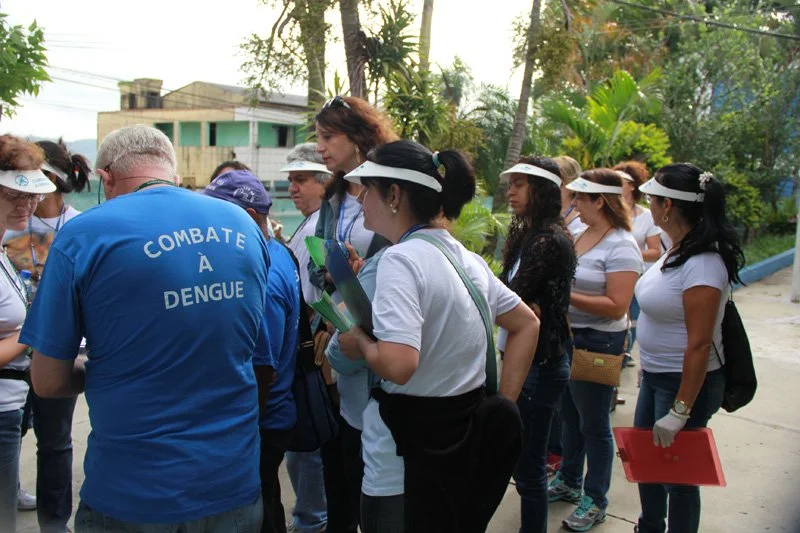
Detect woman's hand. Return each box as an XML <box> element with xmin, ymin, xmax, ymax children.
<box><xmin>339</xmin><ymin>327</ymin><xmax>368</xmax><ymax>360</ymax></box>
<box><xmin>344</xmin><ymin>243</ymin><xmax>365</xmax><ymax>275</ymax></box>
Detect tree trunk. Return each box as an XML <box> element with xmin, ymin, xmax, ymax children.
<box><xmin>339</xmin><ymin>0</ymin><xmax>367</xmax><ymax>98</ymax></box>
<box><xmin>419</xmin><ymin>0</ymin><xmax>434</xmax><ymax>73</ymax></box>
<box><xmin>495</xmin><ymin>0</ymin><xmax>542</xmax><ymax>210</ymax></box>
<box><xmin>296</xmin><ymin>0</ymin><xmax>328</xmax><ymax>114</ymax></box>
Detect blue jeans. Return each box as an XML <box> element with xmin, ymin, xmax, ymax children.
<box><xmin>0</xmin><ymin>408</ymin><xmax>23</xmax><ymax>533</ymax></box>
<box><xmin>74</xmin><ymin>495</ymin><xmax>263</xmax><ymax>533</ymax></box>
<box><xmin>560</xmin><ymin>328</ymin><xmax>627</xmax><ymax>510</ymax></box>
<box><xmin>286</xmin><ymin>450</ymin><xmax>327</xmax><ymax>533</ymax></box>
<box><xmin>627</xmin><ymin>296</ymin><xmax>641</xmax><ymax>352</ymax></box>
<box><xmin>634</xmin><ymin>369</ymin><xmax>725</xmax><ymax>533</ymax></box>
<box><xmin>514</xmin><ymin>355</ymin><xmax>570</xmax><ymax>533</ymax></box>
<box><xmin>360</xmin><ymin>494</ymin><xmax>404</xmax><ymax>533</ymax></box>
<box><xmin>32</xmin><ymin>393</ymin><xmax>78</xmax><ymax>533</ymax></box>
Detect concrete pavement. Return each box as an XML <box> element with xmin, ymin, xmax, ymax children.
<box><xmin>16</xmin><ymin>267</ymin><xmax>800</xmax><ymax>532</ymax></box>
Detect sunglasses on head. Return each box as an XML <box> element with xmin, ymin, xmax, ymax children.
<box><xmin>323</xmin><ymin>95</ymin><xmax>351</xmax><ymax>110</ymax></box>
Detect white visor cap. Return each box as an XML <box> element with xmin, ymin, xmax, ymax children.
<box><xmin>566</xmin><ymin>177</ymin><xmax>623</xmax><ymax>195</ymax></box>
<box><xmin>500</xmin><ymin>163</ymin><xmax>562</xmax><ymax>187</ymax></box>
<box><xmin>0</xmin><ymin>169</ymin><xmax>57</xmax><ymax>194</ymax></box>
<box><xmin>344</xmin><ymin>161</ymin><xmax>442</xmax><ymax>193</ymax></box>
<box><xmin>639</xmin><ymin>178</ymin><xmax>704</xmax><ymax>203</ymax></box>
<box><xmin>279</xmin><ymin>160</ymin><xmax>333</xmax><ymax>175</ymax></box>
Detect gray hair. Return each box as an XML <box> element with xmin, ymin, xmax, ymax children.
<box><xmin>286</xmin><ymin>142</ymin><xmax>330</xmax><ymax>183</ymax></box>
<box><xmin>96</xmin><ymin>124</ymin><xmax>177</xmax><ymax>177</ymax></box>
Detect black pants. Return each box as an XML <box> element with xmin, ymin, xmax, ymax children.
<box><xmin>259</xmin><ymin>429</ymin><xmax>293</xmax><ymax>533</ymax></box>
<box><xmin>321</xmin><ymin>413</ymin><xmax>363</xmax><ymax>533</ymax></box>
<box><xmin>361</xmin><ymin>493</ymin><xmax>404</xmax><ymax>533</ymax></box>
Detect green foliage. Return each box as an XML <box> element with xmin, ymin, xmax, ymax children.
<box><xmin>448</xmin><ymin>198</ymin><xmax>511</xmax><ymax>260</ymax></box>
<box><xmin>720</xmin><ymin>170</ymin><xmax>765</xmax><ymax>234</ymax></box>
<box><xmin>543</xmin><ymin>69</ymin><xmax>669</xmax><ymax>169</ymax></box>
<box><xmin>0</xmin><ymin>13</ymin><xmax>50</xmax><ymax>118</ymax></box>
<box><xmin>742</xmin><ymin>232</ymin><xmax>795</xmax><ymax>266</ymax></box>
<box><xmin>383</xmin><ymin>70</ymin><xmax>447</xmax><ymax>145</ymax></box>
<box><xmin>364</xmin><ymin>0</ymin><xmax>417</xmax><ymax>101</ymax></box>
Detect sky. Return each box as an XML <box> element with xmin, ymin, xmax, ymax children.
<box><xmin>0</xmin><ymin>0</ymin><xmax>531</xmax><ymax>142</ymax></box>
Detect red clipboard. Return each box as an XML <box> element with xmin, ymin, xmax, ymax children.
<box><xmin>613</xmin><ymin>427</ymin><xmax>726</xmax><ymax>487</ymax></box>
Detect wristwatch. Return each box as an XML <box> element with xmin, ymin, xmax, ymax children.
<box><xmin>673</xmin><ymin>400</ymin><xmax>691</xmax><ymax>416</ymax></box>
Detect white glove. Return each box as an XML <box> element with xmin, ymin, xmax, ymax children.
<box><xmin>652</xmin><ymin>409</ymin><xmax>689</xmax><ymax>448</ymax></box>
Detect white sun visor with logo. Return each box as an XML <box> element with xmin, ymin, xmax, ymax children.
<box><xmin>639</xmin><ymin>178</ymin><xmax>704</xmax><ymax>202</ymax></box>
<box><xmin>279</xmin><ymin>160</ymin><xmax>333</xmax><ymax>175</ymax></box>
<box><xmin>566</xmin><ymin>177</ymin><xmax>623</xmax><ymax>195</ymax></box>
<box><xmin>344</xmin><ymin>161</ymin><xmax>443</xmax><ymax>192</ymax></box>
<box><xmin>500</xmin><ymin>163</ymin><xmax>562</xmax><ymax>187</ymax></box>
<box><xmin>0</xmin><ymin>170</ymin><xmax>57</xmax><ymax>194</ymax></box>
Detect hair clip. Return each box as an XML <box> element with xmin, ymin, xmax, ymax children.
<box><xmin>698</xmin><ymin>171</ymin><xmax>713</xmax><ymax>191</ymax></box>
<box><xmin>432</xmin><ymin>151</ymin><xmax>440</xmax><ymax>168</ymax></box>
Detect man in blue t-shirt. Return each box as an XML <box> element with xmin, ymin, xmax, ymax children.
<box><xmin>21</xmin><ymin>125</ymin><xmax>271</xmax><ymax>532</ymax></box>
<box><xmin>202</xmin><ymin>169</ymin><xmax>300</xmax><ymax>533</ymax></box>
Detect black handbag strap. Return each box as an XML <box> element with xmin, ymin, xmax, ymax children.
<box><xmin>710</xmin><ymin>283</ymin><xmax>734</xmax><ymax>367</ymax></box>
<box><xmin>281</xmin><ymin>242</ymin><xmax>318</xmax><ymax>373</ymax></box>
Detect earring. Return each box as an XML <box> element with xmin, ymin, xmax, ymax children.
<box><xmin>391</xmin><ymin>205</ymin><xmax>397</xmax><ymax>214</ymax></box>
<box><xmin>662</xmin><ymin>215</ymin><xmax>669</xmax><ymax>223</ymax></box>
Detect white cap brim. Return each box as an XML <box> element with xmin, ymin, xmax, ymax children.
<box><xmin>0</xmin><ymin>170</ymin><xmax>57</xmax><ymax>194</ymax></box>
<box><xmin>345</xmin><ymin>161</ymin><xmax>442</xmax><ymax>192</ymax></box>
<box><xmin>501</xmin><ymin>163</ymin><xmax>562</xmax><ymax>187</ymax></box>
<box><xmin>566</xmin><ymin>177</ymin><xmax>623</xmax><ymax>195</ymax></box>
<box><xmin>279</xmin><ymin>160</ymin><xmax>332</xmax><ymax>174</ymax></box>
<box><xmin>639</xmin><ymin>178</ymin><xmax>704</xmax><ymax>203</ymax></box>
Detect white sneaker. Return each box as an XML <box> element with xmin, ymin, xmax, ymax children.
<box><xmin>18</xmin><ymin>486</ymin><xmax>37</xmax><ymax>511</ymax></box>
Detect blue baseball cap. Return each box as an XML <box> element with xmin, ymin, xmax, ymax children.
<box><xmin>202</xmin><ymin>170</ymin><xmax>272</xmax><ymax>215</ymax></box>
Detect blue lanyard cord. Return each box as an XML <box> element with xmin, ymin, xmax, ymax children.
<box><xmin>399</xmin><ymin>224</ymin><xmax>432</xmax><ymax>243</ymax></box>
<box><xmin>28</xmin><ymin>204</ymin><xmax>67</xmax><ymax>269</ymax></box>
<box><xmin>564</xmin><ymin>205</ymin><xmax>575</xmax><ymax>218</ymax></box>
<box><xmin>337</xmin><ymin>198</ymin><xmax>364</xmax><ymax>243</ymax></box>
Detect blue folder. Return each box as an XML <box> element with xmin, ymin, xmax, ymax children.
<box><xmin>324</xmin><ymin>240</ymin><xmax>375</xmax><ymax>338</ymax></box>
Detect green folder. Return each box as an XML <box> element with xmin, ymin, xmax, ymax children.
<box><xmin>304</xmin><ymin>236</ymin><xmax>328</xmax><ymax>268</ymax></box>
<box><xmin>309</xmin><ymin>292</ymin><xmax>354</xmax><ymax>333</ymax></box>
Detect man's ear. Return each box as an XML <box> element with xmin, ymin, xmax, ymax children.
<box><xmin>244</xmin><ymin>207</ymin><xmax>260</xmax><ymax>225</ymax></box>
<box><xmin>97</xmin><ymin>168</ymin><xmax>114</xmax><ymax>197</ymax></box>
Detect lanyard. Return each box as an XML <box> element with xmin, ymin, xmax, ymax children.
<box><xmin>0</xmin><ymin>252</ymin><xmax>28</xmax><ymax>309</ymax></box>
<box><xmin>289</xmin><ymin>209</ymin><xmax>318</xmax><ymax>244</ymax></box>
<box><xmin>133</xmin><ymin>179</ymin><xmax>176</xmax><ymax>192</ymax></box>
<box><xmin>28</xmin><ymin>203</ymin><xmax>67</xmax><ymax>270</ymax></box>
<box><xmin>399</xmin><ymin>224</ymin><xmax>432</xmax><ymax>243</ymax></box>
<box><xmin>337</xmin><ymin>198</ymin><xmax>363</xmax><ymax>243</ymax></box>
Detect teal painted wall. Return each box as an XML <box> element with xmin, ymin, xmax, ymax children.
<box><xmin>179</xmin><ymin>122</ymin><xmax>201</xmax><ymax>147</ymax></box>
<box><xmin>210</xmin><ymin>121</ymin><xmax>249</xmax><ymax>147</ymax></box>
<box><xmin>155</xmin><ymin>122</ymin><xmax>174</xmax><ymax>142</ymax></box>
<box><xmin>257</xmin><ymin>122</ymin><xmax>278</xmax><ymax>147</ymax></box>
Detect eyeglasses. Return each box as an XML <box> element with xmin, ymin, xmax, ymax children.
<box><xmin>323</xmin><ymin>95</ymin><xmax>351</xmax><ymax>110</ymax></box>
<box><xmin>0</xmin><ymin>187</ymin><xmax>45</xmax><ymax>204</ymax></box>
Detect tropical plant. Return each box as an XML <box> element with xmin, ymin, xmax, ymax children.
<box><xmin>542</xmin><ymin>69</ymin><xmax>667</xmax><ymax>169</ymax></box>
<box><xmin>0</xmin><ymin>13</ymin><xmax>49</xmax><ymax>119</ymax></box>
<box><xmin>448</xmin><ymin>198</ymin><xmax>511</xmax><ymax>273</ymax></box>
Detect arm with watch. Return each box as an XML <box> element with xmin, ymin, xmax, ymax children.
<box><xmin>652</xmin><ymin>285</ymin><xmax>723</xmax><ymax>448</ymax></box>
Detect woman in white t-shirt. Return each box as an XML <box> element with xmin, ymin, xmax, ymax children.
<box><xmin>634</xmin><ymin>164</ymin><xmax>744</xmax><ymax>533</ymax></box>
<box><xmin>548</xmin><ymin>169</ymin><xmax>642</xmax><ymax>532</ymax></box>
<box><xmin>338</xmin><ymin>140</ymin><xmax>540</xmax><ymax>533</ymax></box>
<box><xmin>613</xmin><ymin>161</ymin><xmax>662</xmax><ymax>364</ymax></box>
<box><xmin>1</xmin><ymin>139</ymin><xmax>89</xmax><ymax>523</ymax></box>
<box><xmin>0</xmin><ymin>135</ymin><xmax>57</xmax><ymax>530</ymax></box>
<box><xmin>310</xmin><ymin>95</ymin><xmax>398</xmax><ymax>530</ymax></box>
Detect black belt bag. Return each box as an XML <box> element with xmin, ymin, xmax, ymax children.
<box><xmin>0</xmin><ymin>368</ymin><xmax>31</xmax><ymax>384</ymax></box>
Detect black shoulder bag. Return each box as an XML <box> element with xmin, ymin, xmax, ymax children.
<box><xmin>713</xmin><ymin>290</ymin><xmax>757</xmax><ymax>413</ymax></box>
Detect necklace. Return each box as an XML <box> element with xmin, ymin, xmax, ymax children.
<box><xmin>132</xmin><ymin>179</ymin><xmax>175</xmax><ymax>193</ymax></box>
<box><xmin>289</xmin><ymin>209</ymin><xmax>319</xmax><ymax>244</ymax></box>
<box><xmin>0</xmin><ymin>251</ymin><xmax>28</xmax><ymax>308</ymax></box>
<box><xmin>574</xmin><ymin>226</ymin><xmax>614</xmax><ymax>258</ymax></box>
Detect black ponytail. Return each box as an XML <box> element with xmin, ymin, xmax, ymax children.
<box><xmin>364</xmin><ymin>140</ymin><xmax>476</xmax><ymax>222</ymax></box>
<box><xmin>36</xmin><ymin>139</ymin><xmax>92</xmax><ymax>193</ymax></box>
<box><xmin>657</xmin><ymin>163</ymin><xmax>745</xmax><ymax>284</ymax></box>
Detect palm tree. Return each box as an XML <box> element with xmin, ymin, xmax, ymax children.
<box><xmin>339</xmin><ymin>0</ymin><xmax>368</xmax><ymax>98</ymax></box>
<box><xmin>542</xmin><ymin>69</ymin><xmax>663</xmax><ymax>168</ymax></box>
<box><xmin>419</xmin><ymin>0</ymin><xmax>435</xmax><ymax>72</ymax></box>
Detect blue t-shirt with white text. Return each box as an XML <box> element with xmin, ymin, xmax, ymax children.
<box><xmin>20</xmin><ymin>187</ymin><xmax>272</xmax><ymax>523</ymax></box>
<box><xmin>258</xmin><ymin>239</ymin><xmax>301</xmax><ymax>431</ymax></box>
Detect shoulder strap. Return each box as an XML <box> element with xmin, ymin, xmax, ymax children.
<box><xmin>283</xmin><ymin>242</ymin><xmax>317</xmax><ymax>371</ymax></box>
<box><xmin>408</xmin><ymin>233</ymin><xmax>498</xmax><ymax>393</ymax></box>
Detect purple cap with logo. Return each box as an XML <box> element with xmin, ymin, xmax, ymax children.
<box><xmin>202</xmin><ymin>170</ymin><xmax>272</xmax><ymax>215</ymax></box>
